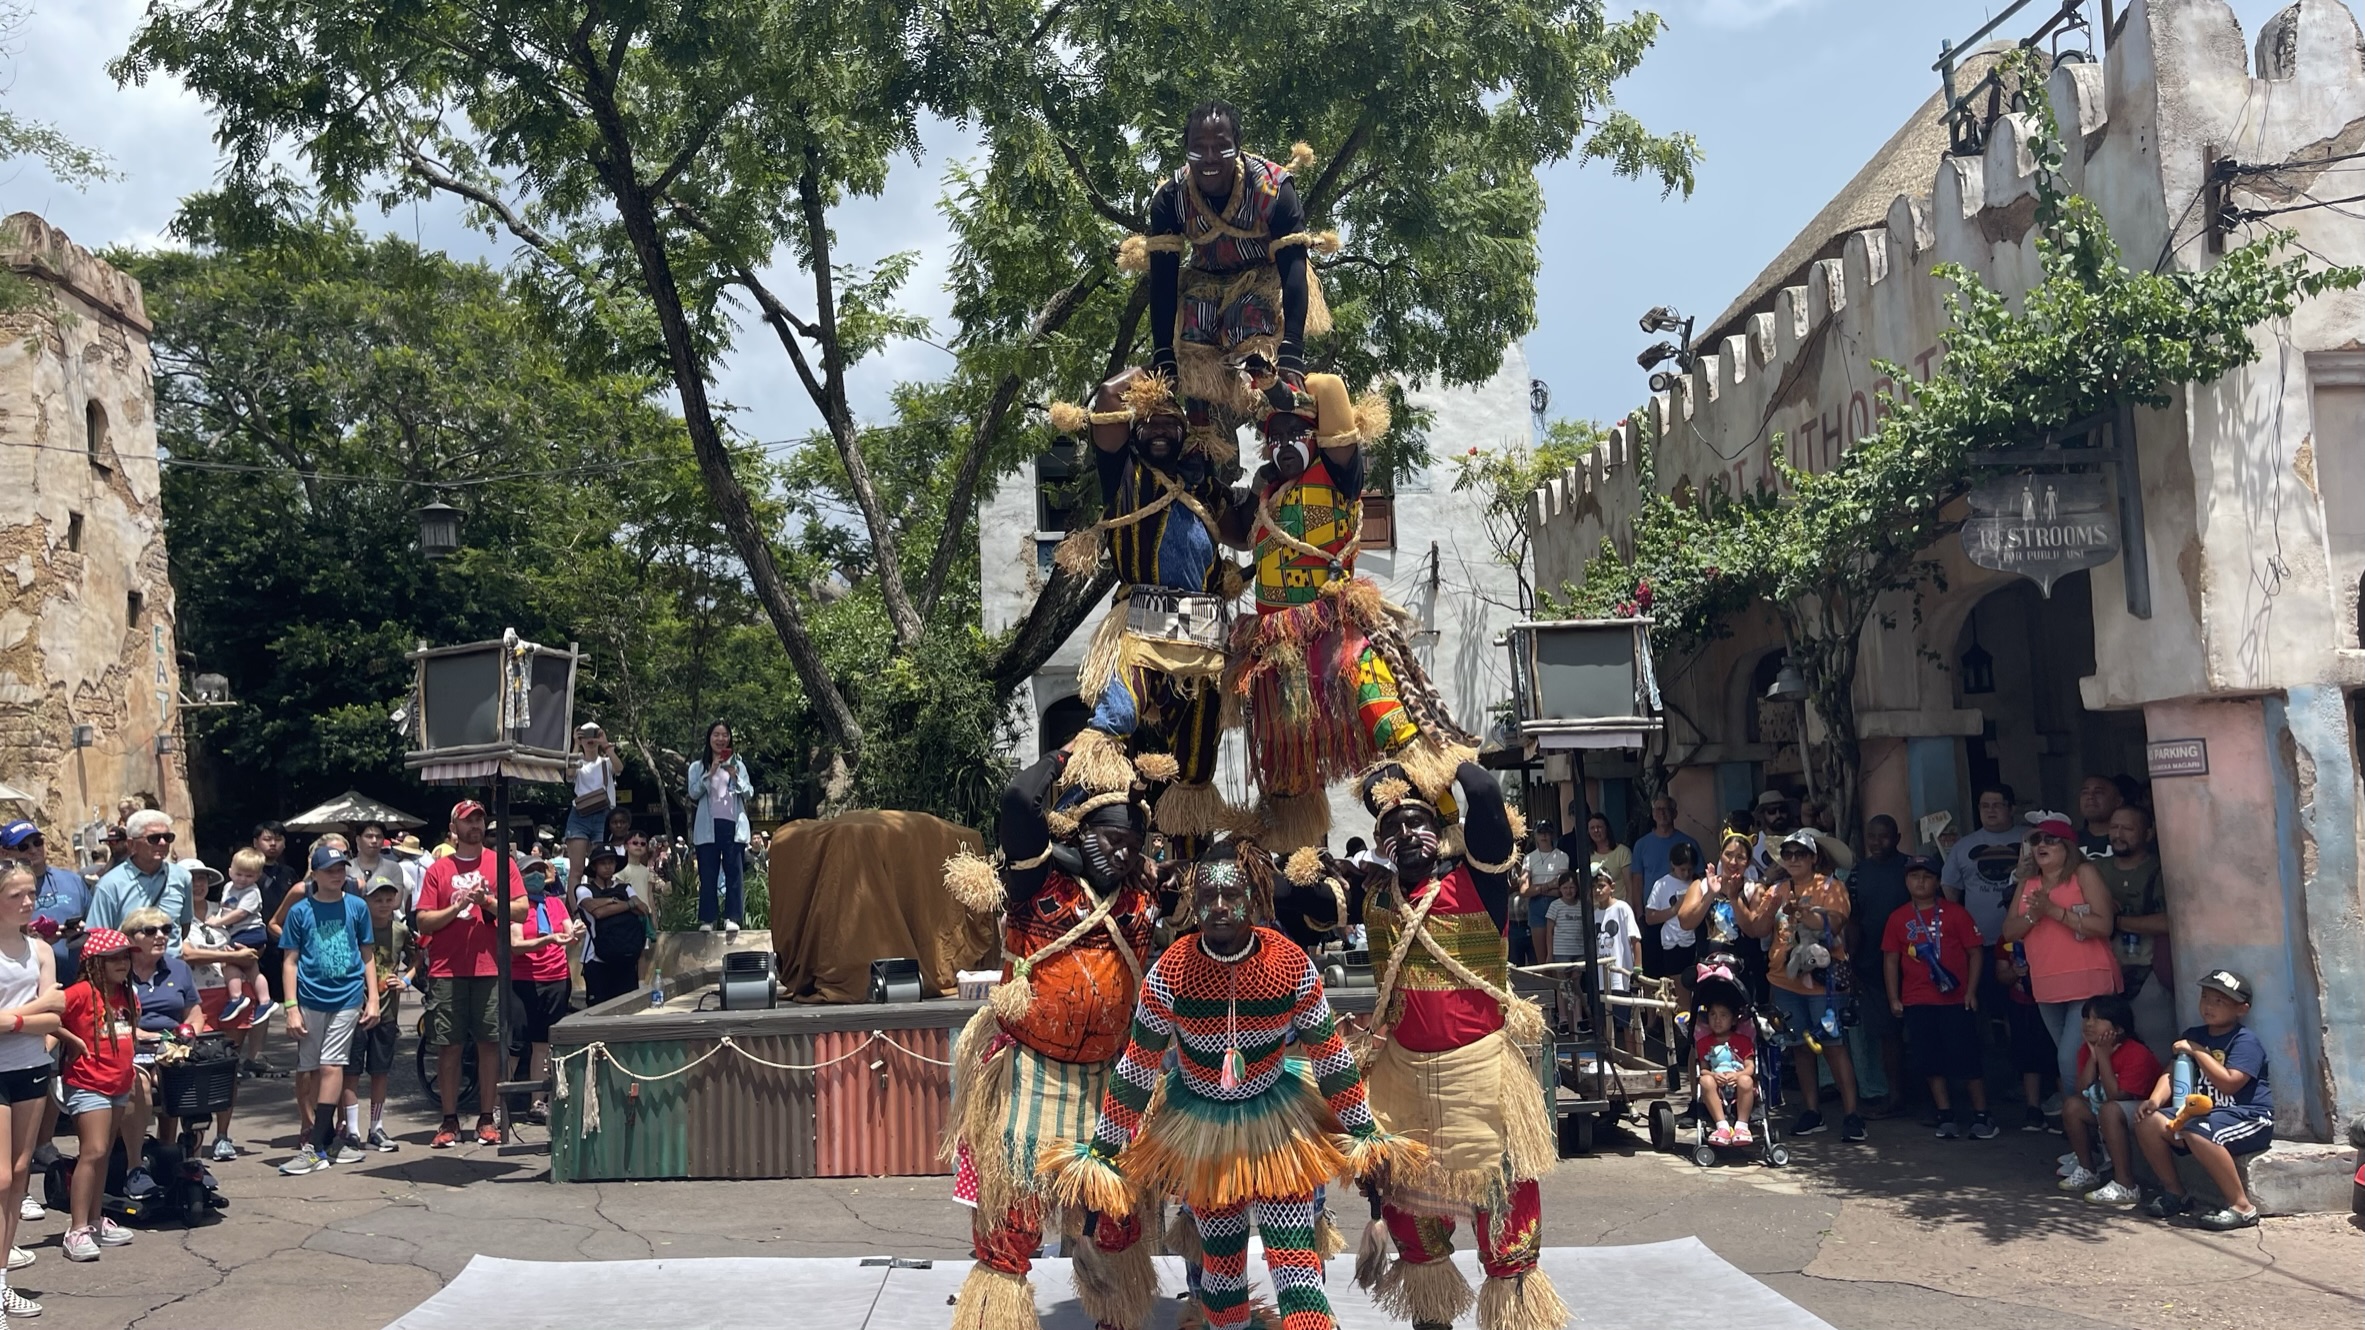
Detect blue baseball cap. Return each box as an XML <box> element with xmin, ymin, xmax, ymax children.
<box><xmin>1903</xmin><ymin>854</ymin><xmax>1942</xmax><ymax>876</ymax></box>
<box><xmin>310</xmin><ymin>844</ymin><xmax>352</xmax><ymax>871</ymax></box>
<box><xmin>0</xmin><ymin>821</ymin><xmax>36</xmax><ymax>849</ymax></box>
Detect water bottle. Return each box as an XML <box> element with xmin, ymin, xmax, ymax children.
<box><xmin>648</xmin><ymin>967</ymin><xmax>665</xmax><ymax>1009</ymax></box>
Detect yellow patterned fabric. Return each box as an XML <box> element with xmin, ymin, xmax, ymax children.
<box><xmin>1364</xmin><ymin>908</ymin><xmax>1511</xmax><ymax>995</ymax></box>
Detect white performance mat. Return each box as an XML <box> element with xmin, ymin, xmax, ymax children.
<box><xmin>384</xmin><ymin>1238</ymin><xmax>1832</xmax><ymax>1329</ymax></box>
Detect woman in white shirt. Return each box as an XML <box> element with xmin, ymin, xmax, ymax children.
<box><xmin>685</xmin><ymin>721</ymin><xmax>754</xmax><ymax>934</ymax></box>
<box><xmin>564</xmin><ymin>723</ymin><xmax>619</xmax><ymax>898</ymax></box>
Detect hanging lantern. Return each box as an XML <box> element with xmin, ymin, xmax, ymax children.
<box><xmin>415</xmin><ymin>502</ymin><xmax>463</xmax><ymax>560</ymax></box>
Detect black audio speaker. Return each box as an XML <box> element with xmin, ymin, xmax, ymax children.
<box><xmin>868</xmin><ymin>958</ymin><xmax>922</xmax><ymax>1004</ymax></box>
<box><xmin>720</xmin><ymin>951</ymin><xmax>778</xmax><ymax>1011</ymax></box>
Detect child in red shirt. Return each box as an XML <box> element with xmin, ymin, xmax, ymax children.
<box><xmin>1882</xmin><ymin>855</ymin><xmax>1997</xmax><ymax>1139</ymax></box>
<box><xmin>58</xmin><ymin>928</ymin><xmax>138</xmax><ymax>1261</ymax></box>
<box><xmin>2058</xmin><ymin>994</ymin><xmax>2162</xmax><ymax>1206</ymax></box>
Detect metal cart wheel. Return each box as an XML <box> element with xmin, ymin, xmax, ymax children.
<box><xmin>1767</xmin><ymin>1143</ymin><xmax>1791</xmax><ymax>1168</ymax></box>
<box><xmin>1648</xmin><ymin>1101</ymin><xmax>1675</xmax><ymax>1152</ymax></box>
<box><xmin>1691</xmin><ymin>1142</ymin><xmax>1718</xmax><ymax>1168</ymax></box>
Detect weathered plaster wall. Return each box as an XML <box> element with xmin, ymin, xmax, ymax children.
<box><xmin>2280</xmin><ymin>682</ymin><xmax>2364</xmax><ymax>1134</ymax></box>
<box><xmin>2145</xmin><ymin>695</ymin><xmax>2317</xmax><ymax>1136</ymax></box>
<box><xmin>0</xmin><ymin>214</ymin><xmax>190</xmax><ymax>849</ymax></box>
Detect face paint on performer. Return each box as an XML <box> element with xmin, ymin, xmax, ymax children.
<box><xmin>1376</xmin><ymin>805</ymin><xmax>1441</xmax><ymax>883</ymax></box>
<box><xmin>1074</xmin><ymin>817</ymin><xmax>1142</xmax><ymax>894</ymax></box>
<box><xmin>1193</xmin><ymin>860</ymin><xmax>1254</xmax><ymax>954</ymax></box>
<box><xmin>1267</xmin><ymin>429</ymin><xmax>1312</xmax><ymax>482</ymax></box>
<box><xmin>1185</xmin><ymin>114</ymin><xmax>1239</xmax><ymax>195</ymax></box>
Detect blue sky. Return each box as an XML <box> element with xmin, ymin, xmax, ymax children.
<box><xmin>6</xmin><ymin>0</ymin><xmax>2309</xmax><ymax>441</ymax></box>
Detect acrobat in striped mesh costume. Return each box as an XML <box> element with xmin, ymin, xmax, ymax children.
<box><xmin>1355</xmin><ymin>759</ymin><xmax>1569</xmax><ymax>1330</ymax></box>
<box><xmin>1042</xmin><ymin>847</ymin><xmax>1423</xmax><ymax>1330</ymax></box>
<box><xmin>939</xmin><ymin>748</ymin><xmax>1159</xmax><ymax>1330</ymax></box>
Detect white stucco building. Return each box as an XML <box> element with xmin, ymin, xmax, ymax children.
<box><xmin>981</xmin><ymin>350</ymin><xmax>1538</xmax><ymax>838</ymax></box>
<box><xmin>1528</xmin><ymin>0</ymin><xmax>2365</xmax><ymax>1143</ymax></box>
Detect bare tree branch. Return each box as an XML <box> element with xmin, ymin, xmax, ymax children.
<box><xmin>989</xmin><ymin>561</ymin><xmax>1118</xmax><ymax>692</ymax></box>
<box><xmin>916</xmin><ymin>268</ymin><xmax>1104</xmax><ymax>620</ymax></box>
<box><xmin>1101</xmin><ymin>277</ymin><xmax>1151</xmax><ymax>382</ymax></box>
<box><xmin>1056</xmin><ymin>136</ymin><xmax>1147</xmax><ymax>232</ymax></box>
<box><xmin>797</xmin><ymin>148</ymin><xmax>925</xmax><ymax>648</ymax></box>
<box><xmin>1304</xmin><ymin>119</ymin><xmax>1373</xmax><ymax>217</ymax></box>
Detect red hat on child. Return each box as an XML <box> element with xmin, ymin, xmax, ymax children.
<box><xmin>81</xmin><ymin>928</ymin><xmax>132</xmax><ymax>958</ymax></box>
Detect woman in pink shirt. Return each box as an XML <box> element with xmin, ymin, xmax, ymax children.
<box><xmin>508</xmin><ymin>863</ymin><xmax>581</xmax><ymax>1125</ymax></box>
<box><xmin>1999</xmin><ymin>814</ymin><xmax>2118</xmax><ymax>1117</ymax></box>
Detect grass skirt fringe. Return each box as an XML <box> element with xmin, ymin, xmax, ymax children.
<box><xmin>1478</xmin><ymin>1267</ymin><xmax>1571</xmax><ymax>1330</ymax></box>
<box><xmin>1371</xmin><ymin>1249</ymin><xmax>1476</xmax><ymax>1326</ymax></box>
<box><xmin>1364</xmin><ymin>1032</ymin><xmax>1556</xmax><ymax>1215</ymax></box>
<box><xmin>949</xmin><ymin>1264</ymin><xmax>1038</xmax><ymax>1330</ymax></box>
<box><xmin>1071</xmin><ymin>1225</ymin><xmax>1161</xmax><ymax>1330</ymax></box>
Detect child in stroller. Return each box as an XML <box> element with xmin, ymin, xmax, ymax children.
<box><xmin>1680</xmin><ymin>952</ymin><xmax>1789</xmax><ymax>1167</ymax></box>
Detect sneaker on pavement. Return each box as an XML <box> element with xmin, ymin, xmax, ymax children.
<box><xmin>431</xmin><ymin>1120</ymin><xmax>461</xmax><ymax>1150</ymax></box>
<box><xmin>2022</xmin><ymin>1107</ymin><xmax>2048</xmax><ymax>1133</ymax></box>
<box><xmin>2197</xmin><ymin>1204</ymin><xmax>2261</xmax><ymax>1231</ymax></box>
<box><xmin>14</xmin><ymin>1196</ymin><xmax>37</xmax><ymax>1223</ymax></box>
<box><xmin>2085</xmin><ymin>1180</ymin><xmax>2141</xmax><ymax>1207</ymax></box>
<box><xmin>211</xmin><ymin>1135</ymin><xmax>238</xmax><ymax>1163</ymax></box>
<box><xmin>723</xmin><ymin>919</ymin><xmax>741</xmax><ymax>935</ymax></box>
<box><xmin>95</xmin><ymin>1220</ymin><xmax>132</xmax><ymax>1248</ymax></box>
<box><xmin>2144</xmin><ymin>1191</ymin><xmax>2193</xmax><ymax>1220</ymax></box>
<box><xmin>278</xmin><ymin>1145</ymin><xmax>330</xmax><ymax>1176</ymax></box>
<box><xmin>475</xmin><ymin>1120</ymin><xmax>502</xmax><ymax>1147</ymax></box>
<box><xmin>698</xmin><ymin>922</ymin><xmax>716</xmax><ymax>933</ymax></box>
<box><xmin>1840</xmin><ymin>1113</ymin><xmax>1867</xmax><ymax>1142</ymax></box>
<box><xmin>59</xmin><ymin>1229</ymin><xmax>97</xmax><ymax>1264</ymax></box>
<box><xmin>1731</xmin><ymin>1123</ymin><xmax>1755</xmax><ymax>1144</ymax></box>
<box><xmin>2058</xmin><ymin>1164</ymin><xmax>2102</xmax><ymax>1192</ymax></box>
<box><xmin>218</xmin><ymin>995</ymin><xmax>252</xmax><ymax>1026</ymax></box>
<box><xmin>331</xmin><ymin>1135</ymin><xmax>368</xmax><ymax>1166</ymax></box>
<box><xmin>6</xmin><ymin>1246</ymin><xmax>29</xmax><ymax>1270</ymax></box>
<box><xmin>4</xmin><ymin>1283</ymin><xmax>42</xmax><ymax>1317</ymax></box>
<box><xmin>1969</xmin><ymin>1111</ymin><xmax>2000</xmax><ymax>1140</ymax></box>
<box><xmin>368</xmin><ymin>1126</ymin><xmax>397</xmax><ymax>1153</ymax></box>
<box><xmin>1789</xmin><ymin>1110</ymin><xmax>1826</xmax><ymax>1136</ymax></box>
<box><xmin>2039</xmin><ymin>1091</ymin><xmax>2064</xmax><ymax>1116</ymax></box>
<box><xmin>1934</xmin><ymin>1117</ymin><xmax>1962</xmax><ymax>1140</ymax></box>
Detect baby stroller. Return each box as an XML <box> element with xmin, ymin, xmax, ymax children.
<box><xmin>1674</xmin><ymin>952</ymin><xmax>1788</xmax><ymax>1168</ymax></box>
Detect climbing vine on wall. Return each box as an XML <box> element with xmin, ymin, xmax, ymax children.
<box><xmin>1560</xmin><ymin>51</ymin><xmax>2364</xmax><ymax>839</ymax></box>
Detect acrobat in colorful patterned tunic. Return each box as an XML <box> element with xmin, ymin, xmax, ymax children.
<box><xmin>1043</xmin><ymin>926</ymin><xmax>1420</xmax><ymax>1330</ymax></box>
<box><xmin>1357</xmin><ymin>762</ymin><xmax>1569</xmax><ymax>1330</ymax></box>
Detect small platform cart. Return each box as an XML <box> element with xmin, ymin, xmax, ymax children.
<box><xmin>1503</xmin><ymin>617</ymin><xmax>1673</xmax><ymax>1156</ymax></box>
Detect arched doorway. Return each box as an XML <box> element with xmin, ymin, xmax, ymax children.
<box><xmin>1951</xmin><ymin>571</ymin><xmax>2148</xmax><ymax>814</ymax></box>
<box><xmin>1038</xmin><ymin>694</ymin><xmax>1092</xmax><ymax>759</ymax></box>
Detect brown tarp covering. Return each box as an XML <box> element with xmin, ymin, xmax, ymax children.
<box><xmin>769</xmin><ymin>810</ymin><xmax>998</xmax><ymax>1003</ymax></box>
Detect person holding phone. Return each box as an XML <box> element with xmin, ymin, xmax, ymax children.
<box><xmin>564</xmin><ymin>723</ymin><xmax>618</xmax><ymax>898</ymax></box>
<box><xmin>687</xmin><ymin>722</ymin><xmax>753</xmax><ymax>934</ymax></box>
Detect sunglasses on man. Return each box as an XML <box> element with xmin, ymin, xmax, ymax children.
<box><xmin>141</xmin><ymin>832</ymin><xmax>176</xmax><ymax>845</ymax></box>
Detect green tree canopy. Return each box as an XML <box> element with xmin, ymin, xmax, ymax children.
<box><xmin>116</xmin><ymin>0</ymin><xmax>1698</xmax><ymax>792</ymax></box>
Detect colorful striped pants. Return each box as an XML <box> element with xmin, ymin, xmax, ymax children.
<box><xmin>1193</xmin><ymin>1194</ymin><xmax>1335</xmax><ymax>1330</ymax></box>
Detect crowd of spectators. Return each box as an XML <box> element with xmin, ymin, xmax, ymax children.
<box><xmin>1515</xmin><ymin>777</ymin><xmax>2269</xmax><ymax>1233</ymax></box>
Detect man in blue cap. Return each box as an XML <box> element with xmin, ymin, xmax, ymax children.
<box><xmin>6</xmin><ymin>821</ymin><xmax>90</xmax><ymax>983</ymax></box>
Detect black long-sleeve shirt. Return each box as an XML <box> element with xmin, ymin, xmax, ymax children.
<box><xmin>1147</xmin><ymin>171</ymin><xmax>1309</xmax><ymax>373</ymax></box>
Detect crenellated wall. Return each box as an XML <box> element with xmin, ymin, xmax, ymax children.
<box><xmin>1528</xmin><ymin>0</ymin><xmax>2365</xmax><ymax>1141</ymax></box>
<box><xmin>1536</xmin><ymin>0</ymin><xmax>2365</xmax><ymax>716</ymax></box>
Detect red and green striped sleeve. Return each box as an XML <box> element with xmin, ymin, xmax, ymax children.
<box><xmin>1089</xmin><ymin>963</ymin><xmax>1177</xmax><ymax>1157</ymax></box>
<box><xmin>1289</xmin><ymin>959</ymin><xmax>1377</xmax><ymax>1136</ymax></box>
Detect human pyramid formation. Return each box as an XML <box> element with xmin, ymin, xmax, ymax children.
<box><xmin>937</xmin><ymin>101</ymin><xmax>1563</xmax><ymax>1330</ymax></box>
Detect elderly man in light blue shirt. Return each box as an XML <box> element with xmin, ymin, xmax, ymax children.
<box><xmin>88</xmin><ymin>807</ymin><xmax>194</xmax><ymax>954</ymax></box>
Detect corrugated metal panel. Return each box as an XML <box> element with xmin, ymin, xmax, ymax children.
<box><xmin>551</xmin><ymin>1037</ymin><xmax>692</xmax><ymax>1182</ymax></box>
<box><xmin>813</xmin><ymin>1027</ymin><xmax>952</xmax><ymax>1178</ymax></box>
<box><xmin>686</xmin><ymin>1032</ymin><xmax>816</xmax><ymax>1180</ymax></box>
